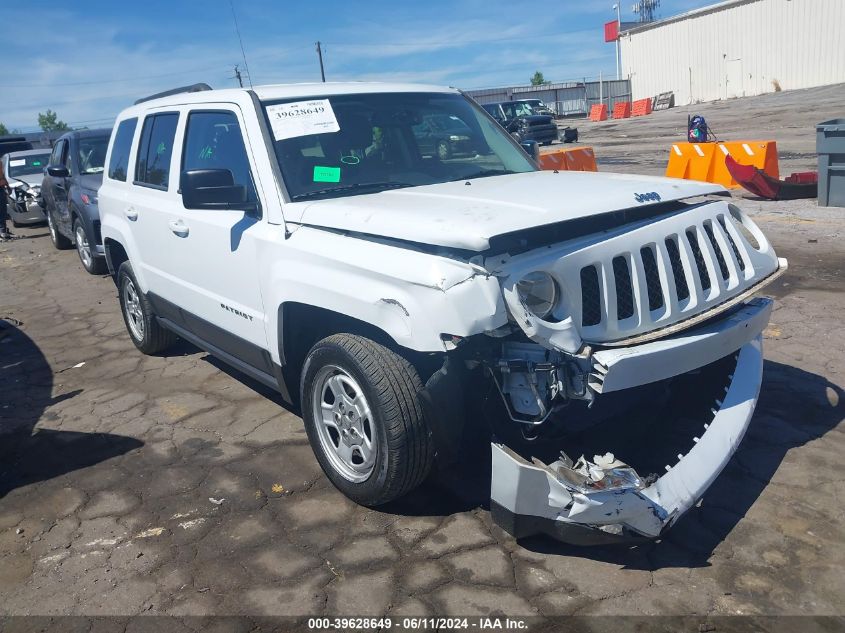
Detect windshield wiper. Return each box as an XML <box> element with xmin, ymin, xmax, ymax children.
<box><xmin>450</xmin><ymin>169</ymin><xmax>517</xmax><ymax>181</ymax></box>
<box><xmin>291</xmin><ymin>181</ymin><xmax>414</xmax><ymax>201</ymax></box>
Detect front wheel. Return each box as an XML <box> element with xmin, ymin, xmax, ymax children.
<box><xmin>300</xmin><ymin>334</ymin><xmax>434</xmax><ymax>506</ymax></box>
<box><xmin>117</xmin><ymin>262</ymin><xmax>177</xmax><ymax>354</ymax></box>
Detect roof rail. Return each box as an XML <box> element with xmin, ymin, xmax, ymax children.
<box><xmin>134</xmin><ymin>83</ymin><xmax>213</xmax><ymax>105</ymax></box>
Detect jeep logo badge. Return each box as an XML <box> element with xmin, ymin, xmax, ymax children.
<box><xmin>634</xmin><ymin>191</ymin><xmax>661</xmax><ymax>203</ymax></box>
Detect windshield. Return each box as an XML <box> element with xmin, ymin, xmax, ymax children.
<box><xmin>263</xmin><ymin>92</ymin><xmax>536</xmax><ymax>202</ymax></box>
<box><xmin>8</xmin><ymin>152</ymin><xmax>51</xmax><ymax>177</ymax></box>
<box><xmin>77</xmin><ymin>136</ymin><xmax>110</xmax><ymax>175</ymax></box>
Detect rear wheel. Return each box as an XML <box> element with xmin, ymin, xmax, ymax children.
<box><xmin>301</xmin><ymin>334</ymin><xmax>434</xmax><ymax>506</ymax></box>
<box><xmin>117</xmin><ymin>262</ymin><xmax>176</xmax><ymax>354</ymax></box>
<box><xmin>74</xmin><ymin>218</ymin><xmax>106</xmax><ymax>275</ymax></box>
<box><xmin>47</xmin><ymin>210</ymin><xmax>72</xmax><ymax>250</ymax></box>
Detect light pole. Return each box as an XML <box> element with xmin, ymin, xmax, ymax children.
<box><xmin>612</xmin><ymin>4</ymin><xmax>621</xmax><ymax>80</ymax></box>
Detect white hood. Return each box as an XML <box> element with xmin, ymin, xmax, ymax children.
<box><xmin>291</xmin><ymin>170</ymin><xmax>725</xmax><ymax>251</ymax></box>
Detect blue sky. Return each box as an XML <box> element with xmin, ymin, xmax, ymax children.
<box><xmin>4</xmin><ymin>0</ymin><xmax>712</xmax><ymax>132</ymax></box>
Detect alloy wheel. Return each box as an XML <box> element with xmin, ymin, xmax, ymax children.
<box><xmin>122</xmin><ymin>278</ymin><xmax>145</xmax><ymax>341</ymax></box>
<box><xmin>311</xmin><ymin>365</ymin><xmax>377</xmax><ymax>483</ymax></box>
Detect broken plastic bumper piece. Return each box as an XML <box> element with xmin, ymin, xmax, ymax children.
<box><xmin>490</xmin><ymin>329</ymin><xmax>766</xmax><ymax>545</ymax></box>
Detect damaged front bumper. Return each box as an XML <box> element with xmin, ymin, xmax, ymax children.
<box><xmin>490</xmin><ymin>309</ymin><xmax>768</xmax><ymax>545</ymax></box>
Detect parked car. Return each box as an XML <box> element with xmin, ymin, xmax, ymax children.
<box><xmin>1</xmin><ymin>149</ymin><xmax>50</xmax><ymax>225</ymax></box>
<box><xmin>41</xmin><ymin>128</ymin><xmax>111</xmax><ymax>274</ymax></box>
<box><xmin>99</xmin><ymin>82</ymin><xmax>785</xmax><ymax>545</ymax></box>
<box><xmin>481</xmin><ymin>101</ymin><xmax>558</xmax><ymax>145</ymax></box>
<box><xmin>515</xmin><ymin>98</ymin><xmax>556</xmax><ymax>118</ymax></box>
<box><xmin>0</xmin><ymin>136</ymin><xmax>34</xmax><ymax>159</ymax></box>
<box><xmin>411</xmin><ymin>113</ymin><xmax>481</xmax><ymax>159</ymax></box>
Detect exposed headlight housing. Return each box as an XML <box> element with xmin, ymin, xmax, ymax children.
<box><xmin>516</xmin><ymin>271</ymin><xmax>558</xmax><ymax>319</ymax></box>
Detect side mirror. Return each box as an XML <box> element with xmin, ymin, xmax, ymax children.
<box><xmin>180</xmin><ymin>169</ymin><xmax>257</xmax><ymax>212</ymax></box>
<box><xmin>520</xmin><ymin>140</ymin><xmax>540</xmax><ymax>161</ymax></box>
<box><xmin>47</xmin><ymin>166</ymin><xmax>69</xmax><ymax>178</ymax></box>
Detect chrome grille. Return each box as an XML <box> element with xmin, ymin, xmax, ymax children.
<box><xmin>569</xmin><ymin>203</ymin><xmax>780</xmax><ymax>342</ymax></box>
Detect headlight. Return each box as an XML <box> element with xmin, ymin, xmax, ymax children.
<box><xmin>80</xmin><ymin>191</ymin><xmax>98</xmax><ymax>206</ymax></box>
<box><xmin>516</xmin><ymin>271</ymin><xmax>558</xmax><ymax>319</ymax></box>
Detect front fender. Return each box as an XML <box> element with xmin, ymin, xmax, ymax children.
<box><xmin>258</xmin><ymin>226</ymin><xmax>508</xmax><ymax>361</ymax></box>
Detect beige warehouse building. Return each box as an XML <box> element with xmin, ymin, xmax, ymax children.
<box><xmin>620</xmin><ymin>0</ymin><xmax>844</xmax><ymax>105</ymax></box>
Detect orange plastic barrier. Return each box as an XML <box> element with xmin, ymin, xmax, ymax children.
<box><xmin>613</xmin><ymin>102</ymin><xmax>631</xmax><ymax>119</ymax></box>
<box><xmin>665</xmin><ymin>141</ymin><xmax>779</xmax><ymax>189</ymax></box>
<box><xmin>589</xmin><ymin>104</ymin><xmax>608</xmax><ymax>122</ymax></box>
<box><xmin>631</xmin><ymin>98</ymin><xmax>652</xmax><ymax>117</ymax></box>
<box><xmin>538</xmin><ymin>146</ymin><xmax>598</xmax><ymax>172</ymax></box>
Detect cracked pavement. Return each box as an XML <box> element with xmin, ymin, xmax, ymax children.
<box><xmin>1</xmin><ymin>87</ymin><xmax>844</xmax><ymax>617</ymax></box>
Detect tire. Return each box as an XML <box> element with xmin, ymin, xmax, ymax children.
<box><xmin>300</xmin><ymin>334</ymin><xmax>434</xmax><ymax>506</ymax></box>
<box><xmin>74</xmin><ymin>218</ymin><xmax>107</xmax><ymax>275</ymax></box>
<box><xmin>436</xmin><ymin>139</ymin><xmax>451</xmax><ymax>160</ymax></box>
<box><xmin>47</xmin><ymin>210</ymin><xmax>72</xmax><ymax>250</ymax></box>
<box><xmin>117</xmin><ymin>261</ymin><xmax>177</xmax><ymax>354</ymax></box>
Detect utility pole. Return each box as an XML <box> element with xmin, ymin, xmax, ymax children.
<box><xmin>613</xmin><ymin>4</ymin><xmax>621</xmax><ymax>80</ymax></box>
<box><xmin>234</xmin><ymin>64</ymin><xmax>244</xmax><ymax>88</ymax></box>
<box><xmin>315</xmin><ymin>41</ymin><xmax>326</xmax><ymax>82</ymax></box>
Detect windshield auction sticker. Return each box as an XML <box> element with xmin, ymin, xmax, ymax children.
<box><xmin>266</xmin><ymin>99</ymin><xmax>340</xmax><ymax>141</ymax></box>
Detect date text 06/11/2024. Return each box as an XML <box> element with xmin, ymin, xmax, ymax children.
<box><xmin>307</xmin><ymin>617</ymin><xmax>529</xmax><ymax>630</ymax></box>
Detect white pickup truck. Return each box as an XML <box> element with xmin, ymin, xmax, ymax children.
<box><xmin>98</xmin><ymin>82</ymin><xmax>786</xmax><ymax>545</ymax></box>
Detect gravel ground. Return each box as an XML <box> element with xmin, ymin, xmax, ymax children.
<box><xmin>0</xmin><ymin>84</ymin><xmax>843</xmax><ymax>622</ymax></box>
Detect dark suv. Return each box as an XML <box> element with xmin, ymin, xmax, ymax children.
<box><xmin>481</xmin><ymin>101</ymin><xmax>558</xmax><ymax>145</ymax></box>
<box><xmin>41</xmin><ymin>128</ymin><xmax>112</xmax><ymax>274</ymax></box>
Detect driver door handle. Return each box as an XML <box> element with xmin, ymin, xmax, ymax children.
<box><xmin>168</xmin><ymin>219</ymin><xmax>189</xmax><ymax>237</ymax></box>
<box><xmin>124</xmin><ymin>208</ymin><xmax>138</xmax><ymax>221</ymax></box>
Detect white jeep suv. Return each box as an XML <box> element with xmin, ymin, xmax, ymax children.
<box><xmin>99</xmin><ymin>82</ymin><xmax>786</xmax><ymax>545</ymax></box>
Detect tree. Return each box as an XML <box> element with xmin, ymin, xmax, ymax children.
<box><xmin>0</xmin><ymin>122</ymin><xmax>9</xmax><ymax>136</ymax></box>
<box><xmin>37</xmin><ymin>110</ymin><xmax>70</xmax><ymax>132</ymax></box>
<box><xmin>530</xmin><ymin>71</ymin><xmax>549</xmax><ymax>86</ymax></box>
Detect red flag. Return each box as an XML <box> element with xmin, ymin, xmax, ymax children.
<box><xmin>604</xmin><ymin>20</ymin><xmax>619</xmax><ymax>42</ymax></box>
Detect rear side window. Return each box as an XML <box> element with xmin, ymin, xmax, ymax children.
<box><xmin>182</xmin><ymin>110</ymin><xmax>258</xmax><ymax>205</ymax></box>
<box><xmin>108</xmin><ymin>118</ymin><xmax>137</xmax><ymax>181</ymax></box>
<box><xmin>135</xmin><ymin>113</ymin><xmax>179</xmax><ymax>189</ymax></box>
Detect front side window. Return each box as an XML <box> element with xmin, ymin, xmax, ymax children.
<box><xmin>77</xmin><ymin>136</ymin><xmax>110</xmax><ymax>175</ymax></box>
<box><xmin>263</xmin><ymin>92</ymin><xmax>536</xmax><ymax>202</ymax></box>
<box><xmin>108</xmin><ymin>119</ymin><xmax>137</xmax><ymax>181</ymax></box>
<box><xmin>135</xmin><ymin>113</ymin><xmax>179</xmax><ymax>188</ymax></box>
<box><xmin>7</xmin><ymin>152</ymin><xmax>51</xmax><ymax>177</ymax></box>
<box><xmin>181</xmin><ymin>110</ymin><xmax>257</xmax><ymax>204</ymax></box>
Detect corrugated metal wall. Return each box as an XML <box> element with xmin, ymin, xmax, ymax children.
<box><xmin>620</xmin><ymin>0</ymin><xmax>845</xmax><ymax>104</ymax></box>
<box><xmin>466</xmin><ymin>79</ymin><xmax>631</xmax><ymax>117</ymax></box>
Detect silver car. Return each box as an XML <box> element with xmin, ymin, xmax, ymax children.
<box><xmin>2</xmin><ymin>149</ymin><xmax>51</xmax><ymax>225</ymax></box>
